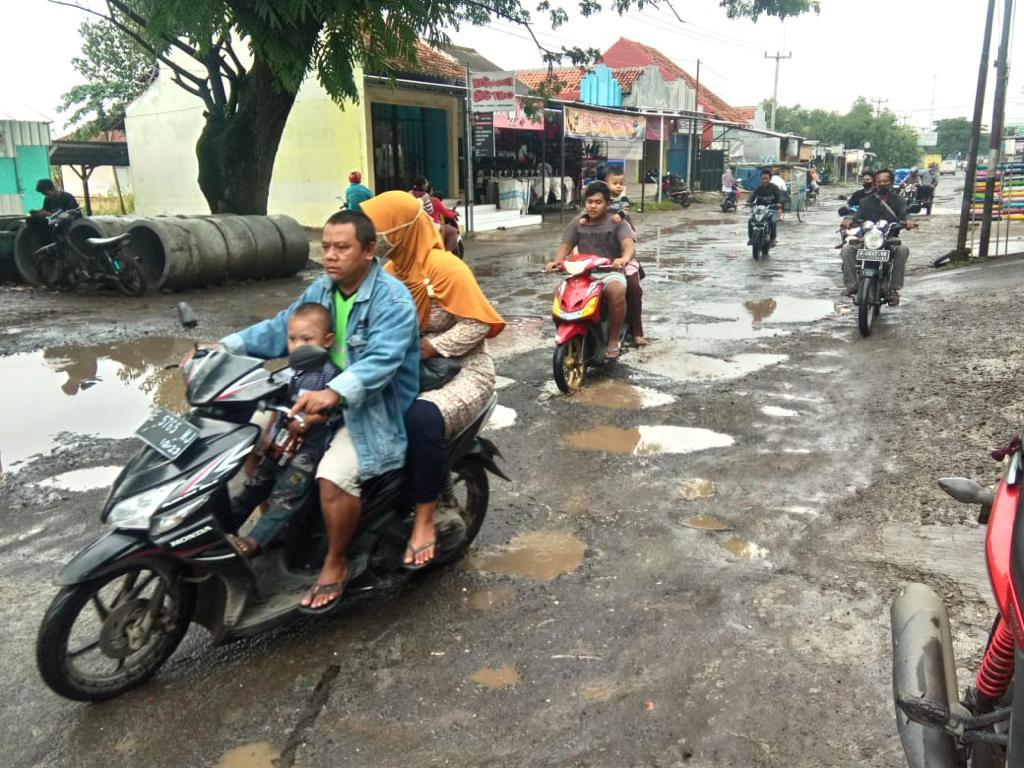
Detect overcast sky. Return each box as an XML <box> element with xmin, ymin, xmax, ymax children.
<box><xmin>2</xmin><ymin>0</ymin><xmax>1022</xmax><ymax>133</ymax></box>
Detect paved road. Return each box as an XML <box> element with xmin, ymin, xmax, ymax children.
<box><xmin>0</xmin><ymin>176</ymin><xmax>1009</xmax><ymax>767</ymax></box>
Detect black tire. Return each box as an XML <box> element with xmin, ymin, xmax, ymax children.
<box><xmin>553</xmin><ymin>336</ymin><xmax>586</xmax><ymax>394</ymax></box>
<box><xmin>751</xmin><ymin>241</ymin><xmax>760</xmax><ymax>261</ymax></box>
<box><xmin>680</xmin><ymin>197</ymin><xmax>691</xmax><ymax>208</ymax></box>
<box><xmin>37</xmin><ymin>251</ymin><xmax>75</xmax><ymax>291</ymax></box>
<box><xmin>760</xmin><ymin>240</ymin><xmax>771</xmax><ymax>259</ymax></box>
<box><xmin>456</xmin><ymin>240</ymin><xmax>465</xmax><ymax>260</ymax></box>
<box><xmin>433</xmin><ymin>458</ymin><xmax>489</xmax><ymax>565</ymax></box>
<box><xmin>795</xmin><ymin>197</ymin><xmax>806</xmax><ymax>222</ymax></box>
<box><xmin>36</xmin><ymin>563</ymin><xmax>194</xmax><ymax>701</ymax></box>
<box><xmin>115</xmin><ymin>256</ymin><xmax>147</xmax><ymax>297</ymax></box>
<box><xmin>857</xmin><ymin>277</ymin><xmax>878</xmax><ymax>337</ymax></box>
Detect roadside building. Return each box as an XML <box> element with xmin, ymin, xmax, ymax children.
<box><xmin>0</xmin><ymin>117</ymin><xmax>51</xmax><ymax>214</ymax></box>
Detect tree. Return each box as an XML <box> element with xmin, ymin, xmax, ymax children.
<box><xmin>50</xmin><ymin>0</ymin><xmax>819</xmax><ymax>215</ymax></box>
<box><xmin>934</xmin><ymin>117</ymin><xmax>988</xmax><ymax>159</ymax></box>
<box><xmin>59</xmin><ymin>20</ymin><xmax>158</xmax><ymax>138</ymax></box>
<box><xmin>767</xmin><ymin>97</ymin><xmax>921</xmax><ymax>168</ymax></box>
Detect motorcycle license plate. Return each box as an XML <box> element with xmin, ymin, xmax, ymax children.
<box><xmin>135</xmin><ymin>408</ymin><xmax>200</xmax><ymax>461</ymax></box>
<box><xmin>857</xmin><ymin>248</ymin><xmax>890</xmax><ymax>262</ymax></box>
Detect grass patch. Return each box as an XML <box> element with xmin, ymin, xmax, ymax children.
<box><xmin>86</xmin><ymin>194</ymin><xmax>135</xmax><ymax>215</ymax></box>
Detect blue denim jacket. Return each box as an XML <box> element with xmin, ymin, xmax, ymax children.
<box><xmin>221</xmin><ymin>261</ymin><xmax>420</xmax><ymax>479</ymax></box>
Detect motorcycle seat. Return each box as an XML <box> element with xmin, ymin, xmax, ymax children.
<box><xmin>86</xmin><ymin>233</ymin><xmax>130</xmax><ymax>247</ymax></box>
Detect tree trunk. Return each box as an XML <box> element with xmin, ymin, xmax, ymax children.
<box><xmin>195</xmin><ymin>56</ymin><xmax>298</xmax><ymax>215</ymax></box>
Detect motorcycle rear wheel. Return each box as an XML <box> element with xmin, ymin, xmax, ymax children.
<box><xmin>36</xmin><ymin>563</ymin><xmax>194</xmax><ymax>701</ymax></box>
<box><xmin>115</xmin><ymin>256</ymin><xmax>147</xmax><ymax>297</ymax></box>
<box><xmin>553</xmin><ymin>336</ymin><xmax>586</xmax><ymax>393</ymax></box>
<box><xmin>432</xmin><ymin>458</ymin><xmax>489</xmax><ymax>566</ymax></box>
<box><xmin>795</xmin><ymin>197</ymin><xmax>807</xmax><ymax>222</ymax></box>
<box><xmin>857</xmin><ymin>277</ymin><xmax>879</xmax><ymax>337</ymax></box>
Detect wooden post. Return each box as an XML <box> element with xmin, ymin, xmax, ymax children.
<box><xmin>112</xmin><ymin>166</ymin><xmax>126</xmax><ymax>215</ymax></box>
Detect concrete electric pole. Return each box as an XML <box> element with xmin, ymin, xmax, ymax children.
<box><xmin>765</xmin><ymin>51</ymin><xmax>792</xmax><ymax>131</ymax></box>
<box><xmin>870</xmin><ymin>98</ymin><xmax>889</xmax><ymax>117</ymax></box>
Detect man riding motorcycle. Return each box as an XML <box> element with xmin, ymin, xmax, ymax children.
<box><xmin>847</xmin><ymin>171</ymin><xmax>876</xmax><ymax>210</ymax></box>
<box><xmin>840</xmin><ymin>169</ymin><xmax>917</xmax><ymax>305</ymax></box>
<box><xmin>747</xmin><ymin>170</ymin><xmax>784</xmax><ymax>246</ymax></box>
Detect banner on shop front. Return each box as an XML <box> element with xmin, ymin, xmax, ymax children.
<box><xmin>605</xmin><ymin>139</ymin><xmax>643</xmax><ymax>160</ymax></box>
<box><xmin>470</xmin><ymin>72</ymin><xmax>518</xmax><ymax>113</ymax></box>
<box><xmin>564</xmin><ymin>106</ymin><xmax>646</xmax><ymax>142</ymax></box>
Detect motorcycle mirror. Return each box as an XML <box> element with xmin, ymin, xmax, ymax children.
<box><xmin>177</xmin><ymin>302</ymin><xmax>198</xmax><ymax>329</ymax></box>
<box><xmin>289</xmin><ymin>344</ymin><xmax>330</xmax><ymax>372</ymax></box>
<box><xmin>938</xmin><ymin>477</ymin><xmax>995</xmax><ymax>507</ymax></box>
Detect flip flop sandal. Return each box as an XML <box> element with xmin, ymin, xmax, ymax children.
<box><xmin>402</xmin><ymin>540</ymin><xmax>438</xmax><ymax>571</ymax></box>
<box><xmin>605</xmin><ymin>347</ymin><xmax>621</xmax><ymax>360</ymax></box>
<box><xmin>227</xmin><ymin>534</ymin><xmax>259</xmax><ymax>559</ymax></box>
<box><xmin>298</xmin><ymin>574</ymin><xmax>349</xmax><ymax>616</ymax></box>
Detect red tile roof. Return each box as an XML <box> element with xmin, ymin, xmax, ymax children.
<box><xmin>516</xmin><ymin>66</ymin><xmax>647</xmax><ymax>100</ymax></box>
<box><xmin>601</xmin><ymin>37</ymin><xmax>751</xmax><ymax>123</ymax></box>
<box><xmin>385</xmin><ymin>41</ymin><xmax>466</xmax><ymax>82</ymax></box>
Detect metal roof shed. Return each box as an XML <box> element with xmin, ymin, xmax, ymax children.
<box><xmin>49</xmin><ymin>139</ymin><xmax>131</xmax><ymax>215</ymax></box>
<box><xmin>0</xmin><ymin>119</ymin><xmax>51</xmax><ymax>214</ymax></box>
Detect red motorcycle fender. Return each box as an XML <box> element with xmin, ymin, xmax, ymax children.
<box><xmin>555</xmin><ymin>322</ymin><xmax>588</xmax><ymax>346</ymax></box>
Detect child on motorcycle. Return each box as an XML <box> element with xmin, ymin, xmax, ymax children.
<box><xmin>605</xmin><ymin>170</ymin><xmax>647</xmax><ymax>346</ymax></box>
<box><xmin>226</xmin><ymin>303</ymin><xmax>341</xmax><ymax>557</ymax></box>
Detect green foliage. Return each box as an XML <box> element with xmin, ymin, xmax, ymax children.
<box><xmin>767</xmin><ymin>97</ymin><xmax>922</xmax><ymax>168</ymax></box>
<box><xmin>933</xmin><ymin>117</ymin><xmax>988</xmax><ymax>159</ymax></box>
<box><xmin>58</xmin><ymin>20</ymin><xmax>157</xmax><ymax>138</ymax></box>
<box><xmin>721</xmin><ymin>0</ymin><xmax>820</xmax><ymax>20</ymax></box>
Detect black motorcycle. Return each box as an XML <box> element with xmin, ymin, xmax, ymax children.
<box><xmin>721</xmin><ymin>188</ymin><xmax>738</xmax><ymax>212</ymax></box>
<box><xmin>36</xmin><ymin>306</ymin><xmax>507</xmax><ymax>701</ymax></box>
<box><xmin>33</xmin><ymin>209</ymin><xmax>146</xmax><ymax>296</ymax></box>
<box><xmin>748</xmin><ymin>204</ymin><xmax>773</xmax><ymax>260</ymax></box>
<box><xmin>661</xmin><ymin>174</ymin><xmax>692</xmax><ymax>208</ymax></box>
<box><xmin>846</xmin><ymin>218</ymin><xmax>905</xmax><ymax>336</ymax></box>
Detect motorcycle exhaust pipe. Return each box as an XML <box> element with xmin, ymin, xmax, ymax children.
<box><xmin>890</xmin><ymin>582</ymin><xmax>959</xmax><ymax>768</ymax></box>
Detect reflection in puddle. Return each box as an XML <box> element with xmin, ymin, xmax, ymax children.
<box><xmin>470</xmin><ymin>531</ymin><xmax>585</xmax><ymax>581</ymax></box>
<box><xmin>38</xmin><ymin>465</ymin><xmax>122</xmax><ymax>492</ymax></box>
<box><xmin>722</xmin><ymin>537</ymin><xmax>770</xmax><ymax>559</ymax></box>
<box><xmin>677</xmin><ymin>297</ymin><xmax>836</xmax><ymax>342</ymax></box>
<box><xmin>0</xmin><ymin>338</ymin><xmax>191</xmax><ymax>471</ymax></box>
<box><xmin>744</xmin><ymin>298</ymin><xmax>777</xmax><ymax>323</ymax></box>
<box><xmin>631</xmin><ymin>346</ymin><xmax>787</xmax><ymax>383</ymax></box>
<box><xmin>466</xmin><ymin>587</ymin><xmax>515</xmax><ymax>611</ymax></box>
<box><xmin>472</xmin><ymin>666</ymin><xmax>520</xmax><ymax>689</ymax></box>
<box><xmin>683</xmin><ymin>515</ymin><xmax>732</xmax><ymax>531</ymax></box>
<box><xmin>569</xmin><ymin>379</ymin><xmax>675</xmax><ymax>409</ymax></box>
<box><xmin>761</xmin><ymin>405</ymin><xmax>799</xmax><ymax>418</ymax></box>
<box><xmin>567</xmin><ymin>425</ymin><xmax>734</xmax><ymax>455</ymax></box>
<box><xmin>485</xmin><ymin>404</ymin><xmax>518</xmax><ymax>430</ymax></box>
<box><xmin>679</xmin><ymin>478</ymin><xmax>716</xmax><ymax>499</ymax></box>
<box><xmin>215</xmin><ymin>742</ymin><xmax>280</xmax><ymax>768</ymax></box>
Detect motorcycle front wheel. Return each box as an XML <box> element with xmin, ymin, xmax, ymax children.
<box><xmin>37</xmin><ymin>252</ymin><xmax>76</xmax><ymax>291</ymax></box>
<box><xmin>115</xmin><ymin>256</ymin><xmax>148</xmax><ymax>297</ymax></box>
<box><xmin>857</xmin><ymin>277</ymin><xmax>880</xmax><ymax>337</ymax></box>
<box><xmin>36</xmin><ymin>562</ymin><xmax>194</xmax><ymax>701</ymax></box>
<box><xmin>553</xmin><ymin>336</ymin><xmax>586</xmax><ymax>393</ymax></box>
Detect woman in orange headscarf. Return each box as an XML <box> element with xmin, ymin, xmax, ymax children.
<box><xmin>361</xmin><ymin>191</ymin><xmax>504</xmax><ymax>568</ymax></box>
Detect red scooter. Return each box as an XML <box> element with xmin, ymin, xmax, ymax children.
<box><xmin>891</xmin><ymin>441</ymin><xmax>1024</xmax><ymax>766</ymax></box>
<box><xmin>550</xmin><ymin>253</ymin><xmax>625</xmax><ymax>393</ymax></box>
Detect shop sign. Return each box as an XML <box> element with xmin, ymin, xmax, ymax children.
<box><xmin>565</xmin><ymin>107</ymin><xmax>646</xmax><ymax>142</ymax></box>
<box><xmin>472</xmin><ymin>112</ymin><xmax>495</xmax><ymax>157</ymax></box>
<box><xmin>605</xmin><ymin>140</ymin><xmax>643</xmax><ymax>160</ymax></box>
<box><xmin>471</xmin><ymin>72</ymin><xmax>518</xmax><ymax>113</ymax></box>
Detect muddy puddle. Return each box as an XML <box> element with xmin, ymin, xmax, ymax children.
<box><xmin>567</xmin><ymin>425</ymin><xmax>734</xmax><ymax>455</ymax></box>
<box><xmin>683</xmin><ymin>515</ymin><xmax>732</xmax><ymax>531</ymax></box>
<box><xmin>761</xmin><ymin>405</ymin><xmax>799</xmax><ymax>418</ymax></box>
<box><xmin>630</xmin><ymin>347</ymin><xmax>787</xmax><ymax>383</ymax></box>
<box><xmin>679</xmin><ymin>478</ymin><xmax>716</xmax><ymax>499</ymax></box>
<box><xmin>472</xmin><ymin>666</ymin><xmax>520</xmax><ymax>689</ymax></box>
<box><xmin>465</xmin><ymin>587</ymin><xmax>515</xmax><ymax>611</ymax></box>
<box><xmin>568</xmin><ymin>378</ymin><xmax>675</xmax><ymax>409</ymax></box>
<box><xmin>722</xmin><ymin>537</ymin><xmax>770</xmax><ymax>559</ymax></box>
<box><xmin>485</xmin><ymin>404</ymin><xmax>518</xmax><ymax>430</ymax></box>
<box><xmin>37</xmin><ymin>465</ymin><xmax>122</xmax><ymax>492</ymax></box>
<box><xmin>215</xmin><ymin>742</ymin><xmax>280</xmax><ymax>768</ymax></box>
<box><xmin>676</xmin><ymin>297</ymin><xmax>836</xmax><ymax>342</ymax></box>
<box><xmin>0</xmin><ymin>337</ymin><xmax>190</xmax><ymax>471</ymax></box>
<box><xmin>469</xmin><ymin>531</ymin><xmax>586</xmax><ymax>581</ymax></box>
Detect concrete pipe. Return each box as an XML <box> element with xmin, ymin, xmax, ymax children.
<box><xmin>66</xmin><ymin>215</ymin><xmax>138</xmax><ymax>257</ymax></box>
<box><xmin>199</xmin><ymin>215</ymin><xmax>258</xmax><ymax>280</ymax></box>
<box><xmin>0</xmin><ymin>218</ymin><xmax>22</xmax><ymax>282</ymax></box>
<box><xmin>268</xmin><ymin>215</ymin><xmax>310</xmax><ymax>276</ymax></box>
<box><xmin>13</xmin><ymin>222</ymin><xmax>49</xmax><ymax>285</ymax></box>
<box><xmin>128</xmin><ymin>217</ymin><xmax>227</xmax><ymax>291</ymax></box>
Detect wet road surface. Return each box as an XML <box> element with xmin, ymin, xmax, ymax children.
<box><xmin>1</xmin><ymin>176</ymin><xmax>1011</xmax><ymax>767</ymax></box>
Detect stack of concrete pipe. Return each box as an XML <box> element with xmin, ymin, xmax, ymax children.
<box><xmin>14</xmin><ymin>213</ymin><xmax>309</xmax><ymax>291</ymax></box>
<box><xmin>0</xmin><ymin>216</ymin><xmax>23</xmax><ymax>282</ymax></box>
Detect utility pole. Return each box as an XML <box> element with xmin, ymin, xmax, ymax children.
<box><xmin>954</xmin><ymin>0</ymin><xmax>997</xmax><ymax>260</ymax></box>
<box><xmin>690</xmin><ymin>59</ymin><xmax>701</xmax><ymax>190</ymax></box>
<box><xmin>764</xmin><ymin>51</ymin><xmax>791</xmax><ymax>131</ymax></box>
<box><xmin>870</xmin><ymin>98</ymin><xmax>889</xmax><ymax>117</ymax></box>
<box><xmin>979</xmin><ymin>0</ymin><xmax>1015</xmax><ymax>259</ymax></box>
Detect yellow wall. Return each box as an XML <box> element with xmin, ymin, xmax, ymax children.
<box><xmin>365</xmin><ymin>85</ymin><xmax>463</xmax><ymax>198</ymax></box>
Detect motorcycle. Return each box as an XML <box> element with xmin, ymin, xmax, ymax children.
<box><xmin>721</xmin><ymin>188</ymin><xmax>738</xmax><ymax>212</ymax></box>
<box><xmin>901</xmin><ymin>182</ymin><xmax>934</xmax><ymax>216</ymax></box>
<box><xmin>444</xmin><ymin>207</ymin><xmax>465</xmax><ymax>260</ymax></box>
<box><xmin>36</xmin><ymin>305</ymin><xmax>507</xmax><ymax>701</ymax></box>
<box><xmin>845</xmin><ymin>218</ymin><xmax>905</xmax><ymax>336</ymax></box>
<box><xmin>32</xmin><ymin>209</ymin><xmax>146</xmax><ymax>296</ymax></box>
<box><xmin>661</xmin><ymin>174</ymin><xmax>692</xmax><ymax>208</ymax></box>
<box><xmin>891</xmin><ymin>446</ymin><xmax>1024</xmax><ymax>767</ymax></box>
<box><xmin>748</xmin><ymin>204</ymin><xmax>774</xmax><ymax>261</ymax></box>
<box><xmin>550</xmin><ymin>253</ymin><xmax>625</xmax><ymax>393</ymax></box>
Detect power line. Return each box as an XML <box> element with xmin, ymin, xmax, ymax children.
<box><xmin>870</xmin><ymin>97</ymin><xmax>889</xmax><ymax>116</ymax></box>
<box><xmin>764</xmin><ymin>51</ymin><xmax>792</xmax><ymax>130</ymax></box>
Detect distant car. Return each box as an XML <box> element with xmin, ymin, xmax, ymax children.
<box><xmin>940</xmin><ymin>160</ymin><xmax>957</xmax><ymax>175</ymax></box>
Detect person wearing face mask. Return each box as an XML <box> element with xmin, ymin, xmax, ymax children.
<box><xmin>362</xmin><ymin>191</ymin><xmax>505</xmax><ymax>570</ymax></box>
<box><xmin>840</xmin><ymin>168</ymin><xmax>917</xmax><ymax>304</ymax></box>
<box><xmin>847</xmin><ymin>171</ymin><xmax>875</xmax><ymax>209</ymax></box>
<box><xmin>220</xmin><ymin>210</ymin><xmax>420</xmax><ymax>613</ymax></box>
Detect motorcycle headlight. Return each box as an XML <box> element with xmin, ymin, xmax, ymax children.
<box><xmin>107</xmin><ymin>482</ymin><xmax>176</xmax><ymax>530</ymax></box>
<box><xmin>150</xmin><ymin>494</ymin><xmax>210</xmax><ymax>536</ymax></box>
<box><xmin>864</xmin><ymin>229</ymin><xmax>885</xmax><ymax>249</ymax></box>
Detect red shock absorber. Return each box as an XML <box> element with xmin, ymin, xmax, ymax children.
<box><xmin>976</xmin><ymin>615</ymin><xmax>1017</xmax><ymax>703</ymax></box>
